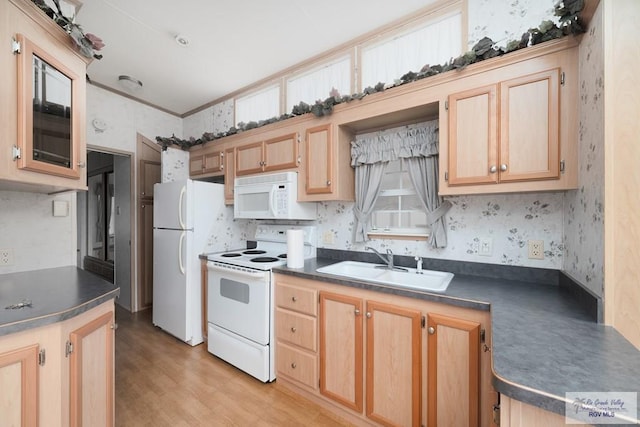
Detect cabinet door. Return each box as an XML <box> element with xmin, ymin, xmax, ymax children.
<box><xmin>203</xmin><ymin>150</ymin><xmax>223</xmax><ymax>174</ymax></box>
<box><xmin>499</xmin><ymin>68</ymin><xmax>560</xmax><ymax>182</ymax></box>
<box><xmin>16</xmin><ymin>33</ymin><xmax>85</xmax><ymax>181</ymax></box>
<box><xmin>68</xmin><ymin>311</ymin><xmax>115</xmax><ymax>427</ymax></box>
<box><xmin>319</xmin><ymin>292</ymin><xmax>363</xmax><ymax>413</ymax></box>
<box><xmin>140</xmin><ymin>159</ymin><xmax>160</xmax><ymax>198</ymax></box>
<box><xmin>366</xmin><ymin>301</ymin><xmax>421</xmax><ymax>427</ymax></box>
<box><xmin>447</xmin><ymin>85</ymin><xmax>498</xmax><ymax>186</ymax></box>
<box><xmin>427</xmin><ymin>313</ymin><xmax>480</xmax><ymax>427</ymax></box>
<box><xmin>189</xmin><ymin>155</ymin><xmax>204</xmax><ymax>176</ymax></box>
<box><xmin>224</xmin><ymin>147</ymin><xmax>235</xmax><ymax>202</ymax></box>
<box><xmin>264</xmin><ymin>133</ymin><xmax>298</xmax><ymax>172</ymax></box>
<box><xmin>0</xmin><ymin>344</ymin><xmax>38</xmax><ymax>427</ymax></box>
<box><xmin>236</xmin><ymin>141</ymin><xmax>264</xmax><ymax>176</ymax></box>
<box><xmin>305</xmin><ymin>124</ymin><xmax>333</xmax><ymax>194</ymax></box>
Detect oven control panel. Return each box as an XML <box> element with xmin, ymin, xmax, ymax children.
<box><xmin>254</xmin><ymin>225</ymin><xmax>316</xmax><ymax>246</ymax></box>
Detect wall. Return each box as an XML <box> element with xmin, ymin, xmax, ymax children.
<box><xmin>0</xmin><ymin>191</ymin><xmax>76</xmax><ymax>273</ymax></box>
<box><xmin>563</xmin><ymin>4</ymin><xmax>604</xmax><ymax>297</ymax></box>
<box><xmin>175</xmin><ymin>0</ymin><xmax>581</xmax><ymax>273</ymax></box>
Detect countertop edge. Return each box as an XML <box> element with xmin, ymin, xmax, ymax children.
<box><xmin>0</xmin><ymin>287</ymin><xmax>119</xmax><ymax>337</ymax></box>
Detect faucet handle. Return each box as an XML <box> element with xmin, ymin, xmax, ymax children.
<box><xmin>414</xmin><ymin>256</ymin><xmax>423</xmax><ymax>273</ymax></box>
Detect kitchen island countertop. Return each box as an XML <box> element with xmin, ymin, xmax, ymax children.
<box><xmin>274</xmin><ymin>257</ymin><xmax>640</xmax><ymax>422</ymax></box>
<box><xmin>0</xmin><ymin>266</ymin><xmax>119</xmax><ymax>337</ymax></box>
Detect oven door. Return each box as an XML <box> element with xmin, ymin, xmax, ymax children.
<box><xmin>207</xmin><ymin>262</ymin><xmax>271</xmax><ymax>345</ymax></box>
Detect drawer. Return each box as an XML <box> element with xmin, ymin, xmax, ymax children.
<box><xmin>276</xmin><ymin>342</ymin><xmax>318</xmax><ymax>390</ymax></box>
<box><xmin>276</xmin><ymin>308</ymin><xmax>317</xmax><ymax>351</ymax></box>
<box><xmin>276</xmin><ymin>282</ymin><xmax>317</xmax><ymax>316</ymax></box>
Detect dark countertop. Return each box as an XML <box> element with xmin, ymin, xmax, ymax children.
<box><xmin>273</xmin><ymin>256</ymin><xmax>640</xmax><ymax>423</ymax></box>
<box><xmin>0</xmin><ymin>266</ymin><xmax>120</xmax><ymax>337</ymax></box>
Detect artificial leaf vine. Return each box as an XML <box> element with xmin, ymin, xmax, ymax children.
<box><xmin>157</xmin><ymin>0</ymin><xmax>585</xmax><ymax>151</ymax></box>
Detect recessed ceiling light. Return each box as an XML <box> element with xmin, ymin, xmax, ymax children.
<box><xmin>118</xmin><ymin>75</ymin><xmax>143</xmax><ymax>92</ymax></box>
<box><xmin>175</xmin><ymin>34</ymin><xmax>190</xmax><ymax>47</ymax></box>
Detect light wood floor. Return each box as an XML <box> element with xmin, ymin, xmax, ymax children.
<box><xmin>115</xmin><ymin>306</ymin><xmax>353</xmax><ymax>426</ymax></box>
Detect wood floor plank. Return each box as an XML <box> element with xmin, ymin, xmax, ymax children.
<box><xmin>115</xmin><ymin>306</ymin><xmax>353</xmax><ymax>426</ymax></box>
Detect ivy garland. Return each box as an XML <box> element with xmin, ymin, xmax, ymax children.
<box><xmin>157</xmin><ymin>0</ymin><xmax>585</xmax><ymax>151</ymax></box>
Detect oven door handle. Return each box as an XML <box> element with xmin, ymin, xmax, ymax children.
<box><xmin>207</xmin><ymin>262</ymin><xmax>270</xmax><ymax>279</ymax></box>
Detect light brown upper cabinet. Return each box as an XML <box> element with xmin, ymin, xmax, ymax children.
<box><xmin>235</xmin><ymin>132</ymin><xmax>299</xmax><ymax>176</ymax></box>
<box><xmin>300</xmin><ymin>123</ymin><xmax>354</xmax><ymax>202</ymax></box>
<box><xmin>447</xmin><ymin>69</ymin><xmax>560</xmax><ymax>186</ymax></box>
<box><xmin>440</xmin><ymin>41</ymin><xmax>578</xmax><ymax>196</ymax></box>
<box><xmin>1</xmin><ymin>0</ymin><xmax>89</xmax><ymax>192</ymax></box>
<box><xmin>189</xmin><ymin>146</ymin><xmax>224</xmax><ymax>177</ymax></box>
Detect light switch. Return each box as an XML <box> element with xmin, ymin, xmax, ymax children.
<box><xmin>52</xmin><ymin>200</ymin><xmax>69</xmax><ymax>217</ymax></box>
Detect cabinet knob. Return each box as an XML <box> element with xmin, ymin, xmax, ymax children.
<box><xmin>428</xmin><ymin>326</ymin><xmax>436</xmax><ymax>335</ymax></box>
<box><xmin>290</xmin><ymin>326</ymin><xmax>297</xmax><ymax>333</ymax></box>
<box><xmin>78</xmin><ymin>160</ymin><xmax>86</xmax><ymax>168</ymax></box>
<box><xmin>354</xmin><ymin>309</ymin><xmax>360</xmax><ymax>316</ymax></box>
<box><xmin>326</xmin><ymin>180</ymin><xmax>331</xmax><ymax>186</ymax></box>
<box><xmin>291</xmin><ymin>362</ymin><xmax>297</xmax><ymax>369</ymax></box>
<box><xmin>291</xmin><ymin>296</ymin><xmax>297</xmax><ymax>302</ymax></box>
<box><xmin>500</xmin><ymin>164</ymin><xmax>508</xmax><ymax>172</ymax></box>
<box><xmin>489</xmin><ymin>165</ymin><xmax>497</xmax><ymax>173</ymax></box>
<box><xmin>366</xmin><ymin>312</ymin><xmax>372</xmax><ymax>318</ymax></box>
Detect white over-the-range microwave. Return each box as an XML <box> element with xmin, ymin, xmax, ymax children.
<box><xmin>234</xmin><ymin>171</ymin><xmax>316</xmax><ymax>220</ymax></box>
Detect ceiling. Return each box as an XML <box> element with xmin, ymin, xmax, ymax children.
<box><xmin>74</xmin><ymin>0</ymin><xmax>437</xmax><ymax>116</ymax></box>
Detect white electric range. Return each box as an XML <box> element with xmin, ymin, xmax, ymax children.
<box><xmin>206</xmin><ymin>225</ymin><xmax>316</xmax><ymax>382</ymax></box>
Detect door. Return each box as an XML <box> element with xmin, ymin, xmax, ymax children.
<box><xmin>68</xmin><ymin>311</ymin><xmax>114</xmax><ymax>427</ymax></box>
<box><xmin>0</xmin><ymin>344</ymin><xmax>38</xmax><ymax>426</ymax></box>
<box><xmin>114</xmin><ymin>155</ymin><xmax>132</xmax><ymax>310</ymax></box>
<box><xmin>427</xmin><ymin>313</ymin><xmax>480</xmax><ymax>427</ymax></box>
<box><xmin>447</xmin><ymin>85</ymin><xmax>498</xmax><ymax>186</ymax></box>
<box><xmin>366</xmin><ymin>301</ymin><xmax>421</xmax><ymax>427</ymax></box>
<box><xmin>137</xmin><ymin>134</ymin><xmax>161</xmax><ymax>312</ymax></box>
<box><xmin>319</xmin><ymin>291</ymin><xmax>363</xmax><ymax>413</ymax></box>
<box><xmin>153</xmin><ymin>180</ymin><xmax>192</xmax><ymax>230</ymax></box>
<box><xmin>305</xmin><ymin>124</ymin><xmax>333</xmax><ymax>194</ymax></box>
<box><xmin>499</xmin><ymin>68</ymin><xmax>560</xmax><ymax>182</ymax></box>
<box><xmin>207</xmin><ymin>264</ymin><xmax>271</xmax><ymax>344</ymax></box>
<box><xmin>152</xmin><ymin>228</ymin><xmax>190</xmax><ymax>341</ymax></box>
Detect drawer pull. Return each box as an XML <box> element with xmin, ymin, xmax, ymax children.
<box><xmin>290</xmin><ymin>326</ymin><xmax>297</xmax><ymax>333</ymax></box>
<box><xmin>291</xmin><ymin>296</ymin><xmax>297</xmax><ymax>302</ymax></box>
<box><xmin>291</xmin><ymin>362</ymin><xmax>297</xmax><ymax>369</ymax></box>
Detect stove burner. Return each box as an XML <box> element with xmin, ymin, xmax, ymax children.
<box><xmin>243</xmin><ymin>249</ymin><xmax>266</xmax><ymax>255</ymax></box>
<box><xmin>221</xmin><ymin>253</ymin><xmax>242</xmax><ymax>257</ymax></box>
<box><xmin>278</xmin><ymin>254</ymin><xmax>287</xmax><ymax>259</ymax></box>
<box><xmin>251</xmin><ymin>257</ymin><xmax>279</xmax><ymax>263</ymax></box>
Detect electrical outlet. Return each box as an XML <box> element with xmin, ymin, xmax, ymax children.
<box><xmin>528</xmin><ymin>240</ymin><xmax>544</xmax><ymax>260</ymax></box>
<box><xmin>0</xmin><ymin>248</ymin><xmax>14</xmax><ymax>266</ymax></box>
<box><xmin>479</xmin><ymin>238</ymin><xmax>492</xmax><ymax>256</ymax></box>
<box><xmin>322</xmin><ymin>231</ymin><xmax>334</xmax><ymax>245</ymax></box>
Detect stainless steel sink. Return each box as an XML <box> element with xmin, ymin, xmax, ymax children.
<box><xmin>316</xmin><ymin>261</ymin><xmax>454</xmax><ymax>293</ymax></box>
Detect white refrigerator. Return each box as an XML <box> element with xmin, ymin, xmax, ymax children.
<box><xmin>152</xmin><ymin>179</ymin><xmax>224</xmax><ymax>346</ymax></box>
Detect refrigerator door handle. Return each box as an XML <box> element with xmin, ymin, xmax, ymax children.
<box><xmin>178</xmin><ymin>186</ymin><xmax>187</xmax><ymax>229</ymax></box>
<box><xmin>178</xmin><ymin>231</ymin><xmax>186</xmax><ymax>275</ymax></box>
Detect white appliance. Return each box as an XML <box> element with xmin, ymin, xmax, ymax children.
<box><xmin>234</xmin><ymin>171</ymin><xmax>316</xmax><ymax>220</ymax></box>
<box><xmin>206</xmin><ymin>225</ymin><xmax>316</xmax><ymax>382</ymax></box>
<box><xmin>153</xmin><ymin>179</ymin><xmax>224</xmax><ymax>346</ymax></box>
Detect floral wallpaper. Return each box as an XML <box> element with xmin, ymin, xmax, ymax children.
<box><xmin>467</xmin><ymin>0</ymin><xmax>555</xmax><ymax>48</ymax></box>
<box><xmin>202</xmin><ymin>214</ymin><xmax>254</xmax><ymax>254</ymax></box>
<box><xmin>316</xmin><ymin>192</ymin><xmax>564</xmax><ymax>270</ymax></box>
<box><xmin>213</xmin><ymin>99</ymin><xmax>234</xmax><ymax>135</ymax></box>
<box><xmin>161</xmin><ymin>147</ymin><xmax>189</xmax><ymax>183</ymax></box>
<box><xmin>563</xmin><ymin>4</ymin><xmax>604</xmax><ymax>297</ymax></box>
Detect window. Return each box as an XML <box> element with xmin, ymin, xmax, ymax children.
<box><xmin>286</xmin><ymin>55</ymin><xmax>351</xmax><ymax>111</ymax></box>
<box><xmin>360</xmin><ymin>11</ymin><xmax>462</xmax><ymax>89</ymax></box>
<box><xmin>370</xmin><ymin>159</ymin><xmax>429</xmax><ymax>237</ymax></box>
<box><xmin>234</xmin><ymin>84</ymin><xmax>280</xmax><ymax>126</ymax></box>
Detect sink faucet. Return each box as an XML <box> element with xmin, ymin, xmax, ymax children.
<box><xmin>365</xmin><ymin>246</ymin><xmax>395</xmax><ymax>269</ymax></box>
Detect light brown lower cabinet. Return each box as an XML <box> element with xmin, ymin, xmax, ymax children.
<box><xmin>0</xmin><ymin>299</ymin><xmax>115</xmax><ymax>427</ymax></box>
<box><xmin>274</xmin><ymin>273</ymin><xmax>495</xmax><ymax>427</ymax></box>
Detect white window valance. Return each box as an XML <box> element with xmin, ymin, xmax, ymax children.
<box><xmin>351</xmin><ymin>121</ymin><xmax>439</xmax><ymax>166</ymax></box>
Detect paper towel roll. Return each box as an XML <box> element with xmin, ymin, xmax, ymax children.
<box><xmin>287</xmin><ymin>229</ymin><xmax>304</xmax><ymax>268</ymax></box>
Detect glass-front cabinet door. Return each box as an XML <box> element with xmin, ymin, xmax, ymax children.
<box><xmin>16</xmin><ymin>33</ymin><xmax>82</xmax><ymax>180</ymax></box>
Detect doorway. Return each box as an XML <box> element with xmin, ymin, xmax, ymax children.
<box><xmin>77</xmin><ymin>148</ymin><xmax>134</xmax><ymax>311</ymax></box>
